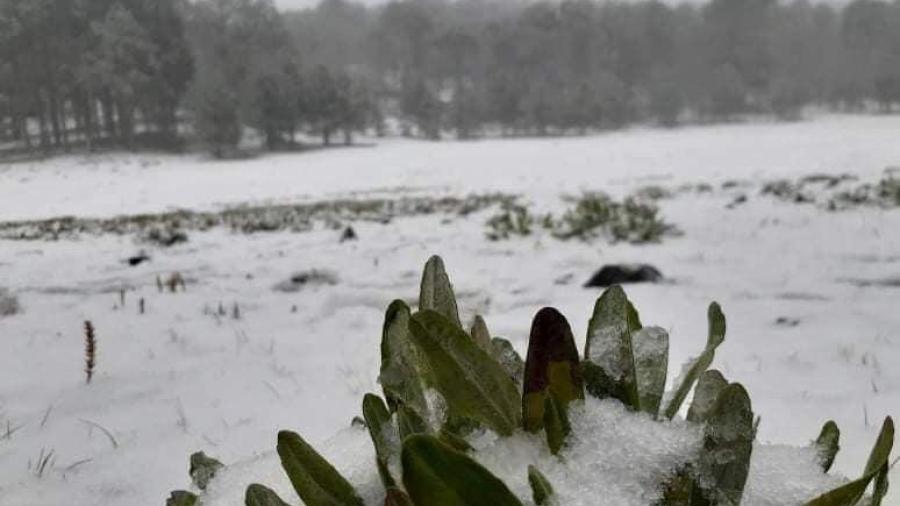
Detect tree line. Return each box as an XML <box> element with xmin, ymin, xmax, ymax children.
<box><xmin>1</xmin><ymin>0</ymin><xmax>899</xmax><ymax>157</ymax></box>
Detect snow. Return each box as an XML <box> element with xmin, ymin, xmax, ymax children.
<box><xmin>2</xmin><ymin>114</ymin><xmax>900</xmax><ymax>221</ymax></box>
<box><xmin>1</xmin><ymin>114</ymin><xmax>899</xmax><ymax>505</ymax></box>
<box><xmin>471</xmin><ymin>398</ymin><xmax>703</xmax><ymax>506</ymax></box>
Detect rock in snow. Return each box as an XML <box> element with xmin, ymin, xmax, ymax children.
<box><xmin>584</xmin><ymin>264</ymin><xmax>663</xmax><ymax>288</ymax></box>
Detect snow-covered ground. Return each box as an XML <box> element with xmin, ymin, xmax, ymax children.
<box><xmin>1</xmin><ymin>114</ymin><xmax>899</xmax><ymax>505</ymax></box>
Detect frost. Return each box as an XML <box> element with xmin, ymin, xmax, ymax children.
<box><xmin>588</xmin><ymin>326</ymin><xmax>629</xmax><ymax>380</ymax></box>
<box><xmin>424</xmin><ymin>388</ymin><xmax>448</xmax><ymax>429</ymax></box>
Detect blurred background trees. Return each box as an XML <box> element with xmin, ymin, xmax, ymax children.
<box><xmin>1</xmin><ymin>0</ymin><xmax>900</xmax><ymax>157</ymax></box>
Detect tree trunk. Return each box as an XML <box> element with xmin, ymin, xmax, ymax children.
<box><xmin>101</xmin><ymin>90</ymin><xmax>116</xmax><ymax>141</ymax></box>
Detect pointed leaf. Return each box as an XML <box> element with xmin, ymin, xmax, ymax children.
<box><xmin>804</xmin><ymin>417</ymin><xmax>893</xmax><ymax>506</ymax></box>
<box><xmin>695</xmin><ymin>383</ymin><xmax>753</xmax><ymax>505</ymax></box>
<box><xmin>528</xmin><ymin>465</ymin><xmax>556</xmax><ymax>505</ymax></box>
<box><xmin>864</xmin><ymin>417</ymin><xmax>894</xmax><ymax>476</ymax></box>
<box><xmin>471</xmin><ymin>315</ymin><xmax>493</xmax><ymax>351</ymax></box>
<box><xmin>523</xmin><ymin>307</ymin><xmax>584</xmax><ymax>432</ymax></box>
<box><xmin>408</xmin><ymin>310</ymin><xmax>521</xmax><ymax>436</ymax></box>
<box><xmin>814</xmin><ymin>421</ymin><xmax>840</xmax><ymax>473</ymax></box>
<box><xmin>397</xmin><ymin>404</ymin><xmax>430</xmax><ymax>440</ymax></box>
<box><xmin>379</xmin><ymin>300</ymin><xmax>429</xmax><ymax>415</ymax></box>
<box><xmin>277</xmin><ymin>430</ymin><xmax>365</xmax><ymax>506</ymax></box>
<box><xmin>439</xmin><ymin>427</ymin><xmax>474</xmax><ymax>452</ymax></box>
<box><xmin>190</xmin><ymin>451</ymin><xmax>224</xmax><ymax>491</ymax></box>
<box><xmin>245</xmin><ymin>484</ymin><xmax>291</xmax><ymax>506</ymax></box>
<box><xmin>632</xmin><ymin>326</ymin><xmax>669</xmax><ymax>416</ymax></box>
<box><xmin>872</xmin><ymin>462</ymin><xmax>889</xmax><ymax>506</ymax></box>
<box><xmin>419</xmin><ymin>256</ymin><xmax>461</xmax><ymax>328</ymax></box>
<box><xmin>584</xmin><ymin>286</ymin><xmax>641</xmax><ymax>409</ymax></box>
<box><xmin>363</xmin><ymin>393</ymin><xmax>398</xmax><ymax>488</ymax></box>
<box><xmin>401</xmin><ymin>434</ymin><xmax>523</xmax><ymax>506</ymax></box>
<box><xmin>491</xmin><ymin>337</ymin><xmax>525</xmax><ymax>385</ymax></box>
<box><xmin>663</xmin><ymin>302</ymin><xmax>726</xmax><ymax>419</ymax></box>
<box><xmin>686</xmin><ymin>370</ymin><xmax>728</xmax><ymax>423</ymax></box>
<box><xmin>543</xmin><ymin>393</ymin><xmax>570</xmax><ymax>455</ymax></box>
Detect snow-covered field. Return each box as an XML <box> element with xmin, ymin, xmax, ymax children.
<box><xmin>1</xmin><ymin>114</ymin><xmax>899</xmax><ymax>505</ymax></box>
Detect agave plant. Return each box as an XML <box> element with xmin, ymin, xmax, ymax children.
<box><xmin>169</xmin><ymin>255</ymin><xmax>894</xmax><ymax>506</ymax></box>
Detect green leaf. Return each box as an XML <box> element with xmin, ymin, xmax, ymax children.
<box><xmin>871</xmin><ymin>462</ymin><xmax>889</xmax><ymax>506</ymax></box>
<box><xmin>632</xmin><ymin>326</ymin><xmax>669</xmax><ymax>416</ymax></box>
<box><xmin>864</xmin><ymin>417</ymin><xmax>894</xmax><ymax>476</ymax></box>
<box><xmin>694</xmin><ymin>383</ymin><xmax>754</xmax><ymax>506</ymax></box>
<box><xmin>276</xmin><ymin>430</ymin><xmax>365</xmax><ymax>506</ymax></box>
<box><xmin>397</xmin><ymin>404</ymin><xmax>430</xmax><ymax>440</ymax></box>
<box><xmin>166</xmin><ymin>490</ymin><xmax>198</xmax><ymax>506</ymax></box>
<box><xmin>523</xmin><ymin>307</ymin><xmax>584</xmax><ymax>433</ymax></box>
<box><xmin>189</xmin><ymin>451</ymin><xmax>224</xmax><ymax>491</ymax></box>
<box><xmin>491</xmin><ymin>337</ymin><xmax>525</xmax><ymax>385</ymax></box>
<box><xmin>385</xmin><ymin>487</ymin><xmax>415</xmax><ymax>506</ymax></box>
<box><xmin>379</xmin><ymin>300</ymin><xmax>429</xmax><ymax>415</ymax></box>
<box><xmin>814</xmin><ymin>421</ymin><xmax>840</xmax><ymax>473</ymax></box>
<box><xmin>542</xmin><ymin>393</ymin><xmax>570</xmax><ymax>455</ymax></box>
<box><xmin>419</xmin><ymin>255</ymin><xmax>461</xmax><ymax>328</ymax></box>
<box><xmin>245</xmin><ymin>484</ymin><xmax>291</xmax><ymax>506</ymax></box>
<box><xmin>583</xmin><ymin>286</ymin><xmax>642</xmax><ymax>409</ymax></box>
<box><xmin>401</xmin><ymin>434</ymin><xmax>523</xmax><ymax>506</ymax></box>
<box><xmin>439</xmin><ymin>427</ymin><xmax>474</xmax><ymax>452</ymax></box>
<box><xmin>408</xmin><ymin>310</ymin><xmax>522</xmax><ymax>436</ymax></box>
<box><xmin>686</xmin><ymin>370</ymin><xmax>728</xmax><ymax>424</ymax></box>
<box><xmin>362</xmin><ymin>393</ymin><xmax>398</xmax><ymax>488</ymax></box>
<box><xmin>528</xmin><ymin>465</ymin><xmax>556</xmax><ymax>505</ymax></box>
<box><xmin>804</xmin><ymin>417</ymin><xmax>894</xmax><ymax>506</ymax></box>
<box><xmin>662</xmin><ymin>302</ymin><xmax>726</xmax><ymax>419</ymax></box>
<box><xmin>471</xmin><ymin>314</ymin><xmax>493</xmax><ymax>351</ymax></box>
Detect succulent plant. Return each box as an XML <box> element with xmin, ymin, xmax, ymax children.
<box><xmin>169</xmin><ymin>255</ymin><xmax>894</xmax><ymax>506</ymax></box>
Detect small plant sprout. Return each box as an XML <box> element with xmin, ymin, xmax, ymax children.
<box><xmin>84</xmin><ymin>320</ymin><xmax>96</xmax><ymax>384</ymax></box>
<box><xmin>31</xmin><ymin>448</ymin><xmax>55</xmax><ymax>478</ymax></box>
<box><xmin>79</xmin><ymin>418</ymin><xmax>119</xmax><ymax>449</ymax></box>
<box><xmin>165</xmin><ymin>256</ymin><xmax>895</xmax><ymax>506</ymax></box>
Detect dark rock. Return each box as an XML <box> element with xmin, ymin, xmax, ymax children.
<box><xmin>584</xmin><ymin>264</ymin><xmax>663</xmax><ymax>288</ymax></box>
<box><xmin>273</xmin><ymin>269</ymin><xmax>338</xmax><ymax>292</ymax></box>
<box><xmin>125</xmin><ymin>252</ymin><xmax>151</xmax><ymax>266</ymax></box>
<box><xmin>774</xmin><ymin>316</ymin><xmax>801</xmax><ymax>327</ymax></box>
<box><xmin>340</xmin><ymin>226</ymin><xmax>357</xmax><ymax>242</ymax></box>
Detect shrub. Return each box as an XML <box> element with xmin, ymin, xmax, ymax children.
<box><xmin>876</xmin><ymin>177</ymin><xmax>900</xmax><ymax>206</ymax></box>
<box><xmin>168</xmin><ymin>256</ymin><xmax>894</xmax><ymax>506</ymax></box>
<box><xmin>142</xmin><ymin>224</ymin><xmax>189</xmax><ymax>247</ymax></box>
<box><xmin>485</xmin><ymin>202</ymin><xmax>534</xmax><ymax>241</ymax></box>
<box><xmin>0</xmin><ymin>288</ymin><xmax>20</xmax><ymax>317</ymax></box>
<box><xmin>554</xmin><ymin>192</ymin><xmax>674</xmax><ymax>243</ymax></box>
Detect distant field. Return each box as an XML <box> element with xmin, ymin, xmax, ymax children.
<box><xmin>2</xmin><ymin>114</ymin><xmax>900</xmax><ymax>221</ymax></box>
<box><xmin>1</xmin><ymin>114</ymin><xmax>899</xmax><ymax>505</ymax></box>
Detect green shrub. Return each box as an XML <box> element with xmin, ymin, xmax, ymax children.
<box><xmin>554</xmin><ymin>192</ymin><xmax>674</xmax><ymax>243</ymax></box>
<box><xmin>485</xmin><ymin>202</ymin><xmax>534</xmax><ymax>241</ymax></box>
<box><xmin>876</xmin><ymin>177</ymin><xmax>900</xmax><ymax>206</ymax></box>
<box><xmin>168</xmin><ymin>256</ymin><xmax>894</xmax><ymax>506</ymax></box>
